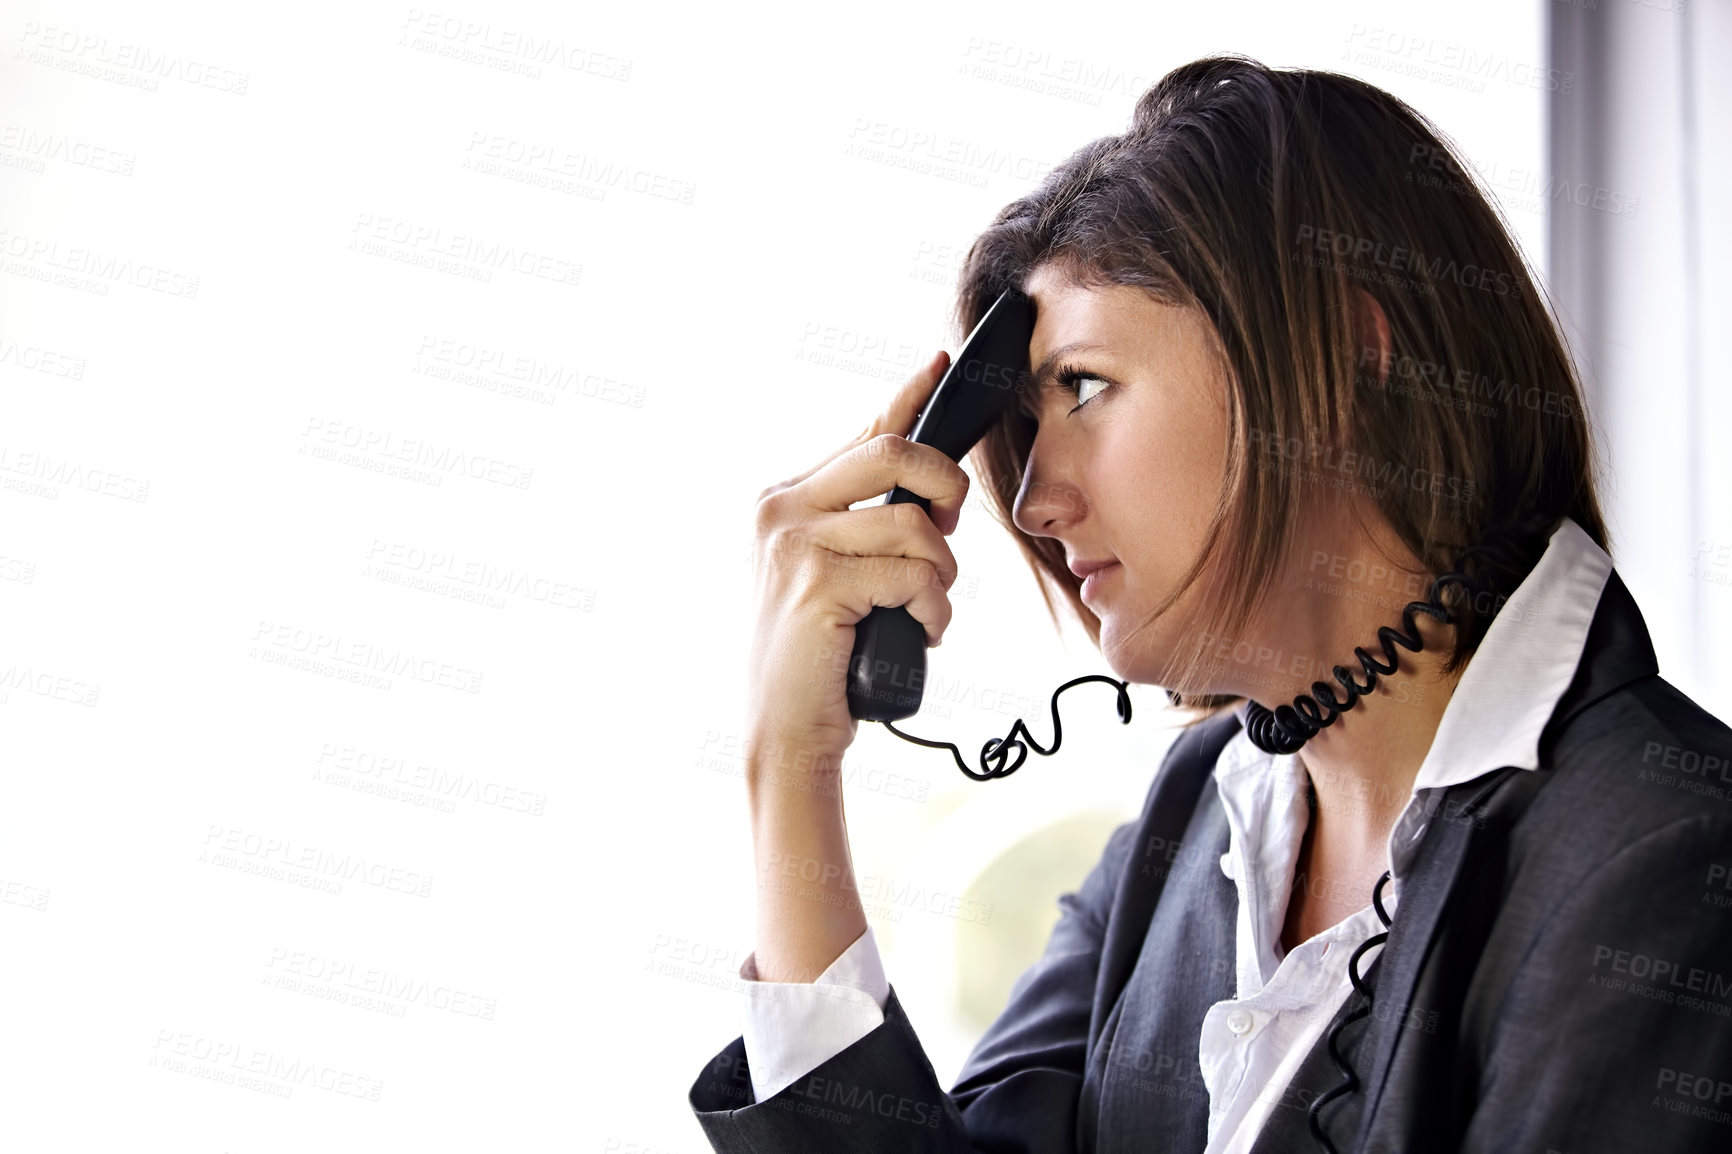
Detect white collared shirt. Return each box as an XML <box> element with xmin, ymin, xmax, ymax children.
<box><xmin>735</xmin><ymin>516</ymin><xmax>1614</xmax><ymax>1147</ymax></box>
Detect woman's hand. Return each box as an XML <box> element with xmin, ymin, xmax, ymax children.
<box><xmin>741</xmin><ymin>348</ymin><xmax>969</xmax><ymax>984</ymax></box>
<box><xmin>744</xmin><ymin>348</ymin><xmax>970</xmax><ymax>766</ymax></box>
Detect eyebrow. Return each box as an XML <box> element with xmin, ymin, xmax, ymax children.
<box><xmin>1029</xmin><ymin>341</ymin><xmax>1109</xmax><ymax>387</ymax></box>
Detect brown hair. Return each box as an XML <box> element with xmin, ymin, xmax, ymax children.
<box><xmin>955</xmin><ymin>54</ymin><xmax>1607</xmax><ymax>714</ymax></box>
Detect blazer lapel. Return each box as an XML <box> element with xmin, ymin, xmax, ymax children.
<box><xmin>1345</xmin><ymin>568</ymin><xmax>1661</xmax><ymax>1149</ymax></box>
<box><xmin>1342</xmin><ymin>769</ymin><xmax>1517</xmax><ymax>1150</ymax></box>
<box><xmin>1253</xmin><ymin>566</ymin><xmax>1664</xmax><ymax>1153</ymax></box>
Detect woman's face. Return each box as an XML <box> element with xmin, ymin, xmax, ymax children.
<box><xmin>1011</xmin><ymin>262</ymin><xmax>1233</xmax><ymax>689</ymax></box>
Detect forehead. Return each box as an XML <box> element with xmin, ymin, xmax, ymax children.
<box><xmin>1011</xmin><ymin>266</ymin><xmax>1224</xmax><ymax>411</ymax></box>
<box><xmin>1021</xmin><ymin>265</ymin><xmax>1168</xmax><ymax>351</ymax></box>
<box><xmin>1019</xmin><ymin>267</ymin><xmax>1134</xmax><ymax>383</ymax></box>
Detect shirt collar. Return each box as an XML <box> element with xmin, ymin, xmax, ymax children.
<box><xmin>1409</xmin><ymin>514</ymin><xmax>1612</xmax><ymax>790</ymax></box>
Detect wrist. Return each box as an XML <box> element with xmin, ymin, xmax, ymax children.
<box><xmin>744</xmin><ymin>732</ymin><xmax>846</xmax><ymax>795</ymax></box>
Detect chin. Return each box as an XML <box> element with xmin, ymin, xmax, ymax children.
<box><xmin>1095</xmin><ymin>623</ymin><xmax>1157</xmax><ymax>687</ymax></box>
<box><xmin>1097</xmin><ymin>619</ymin><xmax>1230</xmax><ymax>699</ymax></box>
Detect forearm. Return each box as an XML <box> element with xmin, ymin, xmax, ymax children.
<box><xmin>747</xmin><ymin>741</ymin><xmax>868</xmax><ymax>984</ymax></box>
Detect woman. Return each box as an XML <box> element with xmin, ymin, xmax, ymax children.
<box><xmin>689</xmin><ymin>55</ymin><xmax>1732</xmax><ymax>1152</ymax></box>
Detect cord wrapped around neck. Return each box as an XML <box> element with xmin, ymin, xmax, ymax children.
<box><xmin>1243</xmin><ymin>512</ymin><xmax>1560</xmax><ymax>756</ymax></box>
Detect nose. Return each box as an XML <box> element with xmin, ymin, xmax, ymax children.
<box><xmin>1011</xmin><ymin>433</ymin><xmax>1085</xmax><ymax>538</ymax></box>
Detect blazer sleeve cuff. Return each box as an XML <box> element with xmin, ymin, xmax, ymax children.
<box><xmin>739</xmin><ymin>924</ymin><xmax>890</xmax><ymax>1102</ymax></box>
<box><xmin>690</xmin><ymin>983</ymin><xmax>965</xmax><ymax>1152</ymax></box>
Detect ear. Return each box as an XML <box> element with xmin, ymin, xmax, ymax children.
<box><xmin>1351</xmin><ymin>286</ymin><xmax>1392</xmax><ymax>390</ymax></box>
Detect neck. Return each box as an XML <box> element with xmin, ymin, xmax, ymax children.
<box><xmin>1277</xmin><ymin>610</ymin><xmax>1462</xmax><ymax>859</ymax></box>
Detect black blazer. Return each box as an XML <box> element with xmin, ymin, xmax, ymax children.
<box><xmin>689</xmin><ymin>570</ymin><xmax>1732</xmax><ymax>1152</ymax></box>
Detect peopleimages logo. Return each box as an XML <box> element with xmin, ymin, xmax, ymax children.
<box><xmin>302</xmin><ymin>418</ymin><xmax>534</xmax><ymax>490</ymax></box>
<box><xmin>250</xmin><ymin>620</ymin><xmax>484</xmax><ymax>694</ymax></box>
<box><xmin>149</xmin><ymin>1029</ymin><xmax>383</xmax><ymax>1101</ymax></box>
<box><xmin>1247</xmin><ymin>427</ymin><xmax>1478</xmax><ymax>504</ymax></box>
<box><xmin>1293</xmin><ymin>224</ymin><xmax>1521</xmax><ymax>300</ymax></box>
<box><xmin>201</xmin><ymin>824</ymin><xmax>435</xmax><ymax>898</ymax></box>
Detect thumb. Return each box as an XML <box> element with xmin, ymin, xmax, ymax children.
<box><xmin>867</xmin><ymin>348</ymin><xmax>951</xmax><ymax>441</ymax></box>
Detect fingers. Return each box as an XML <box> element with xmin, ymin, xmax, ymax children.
<box><xmin>794</xmin><ymin>434</ymin><xmax>971</xmax><ymax>537</ymax></box>
<box><xmin>822</xmin><ymin>552</ymin><xmax>956</xmax><ymax>648</ymax></box>
<box><xmin>774</xmin><ymin>501</ymin><xmax>959</xmax><ymax>592</ymax></box>
<box><xmin>754</xmin><ymin>502</ymin><xmax>957</xmax><ymax>648</ymax></box>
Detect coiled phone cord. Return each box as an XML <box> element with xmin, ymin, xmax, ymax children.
<box><xmin>1243</xmin><ymin>512</ymin><xmax>1558</xmax><ymax>757</ymax></box>
<box><xmin>882</xmin><ymin>674</ymin><xmax>1133</xmax><ymax>781</ymax></box>
<box><xmin>1307</xmin><ymin>868</ymin><xmax>1395</xmax><ymax>1154</ymax></box>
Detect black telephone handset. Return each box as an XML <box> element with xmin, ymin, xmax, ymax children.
<box><xmin>845</xmin><ymin>287</ymin><xmax>1037</xmax><ymax>722</ymax></box>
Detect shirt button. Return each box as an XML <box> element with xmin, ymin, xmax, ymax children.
<box><xmin>1226</xmin><ymin>1009</ymin><xmax>1253</xmax><ymax>1036</ymax></box>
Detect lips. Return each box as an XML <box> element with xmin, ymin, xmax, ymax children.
<box><xmin>1069</xmin><ymin>558</ymin><xmax>1118</xmax><ymax>580</ymax></box>
<box><xmin>1073</xmin><ymin>558</ymin><xmax>1121</xmax><ymax>604</ymax></box>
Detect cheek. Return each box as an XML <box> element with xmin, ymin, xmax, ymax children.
<box><xmin>1092</xmin><ymin>406</ymin><xmax>1226</xmax><ymax>593</ymax></box>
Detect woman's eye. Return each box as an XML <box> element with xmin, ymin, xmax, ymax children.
<box><xmin>1066</xmin><ymin>373</ymin><xmax>1109</xmax><ymax>411</ymax></box>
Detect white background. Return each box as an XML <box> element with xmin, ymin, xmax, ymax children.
<box><xmin>8</xmin><ymin>2</ymin><xmax>1694</xmax><ymax>1151</ymax></box>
